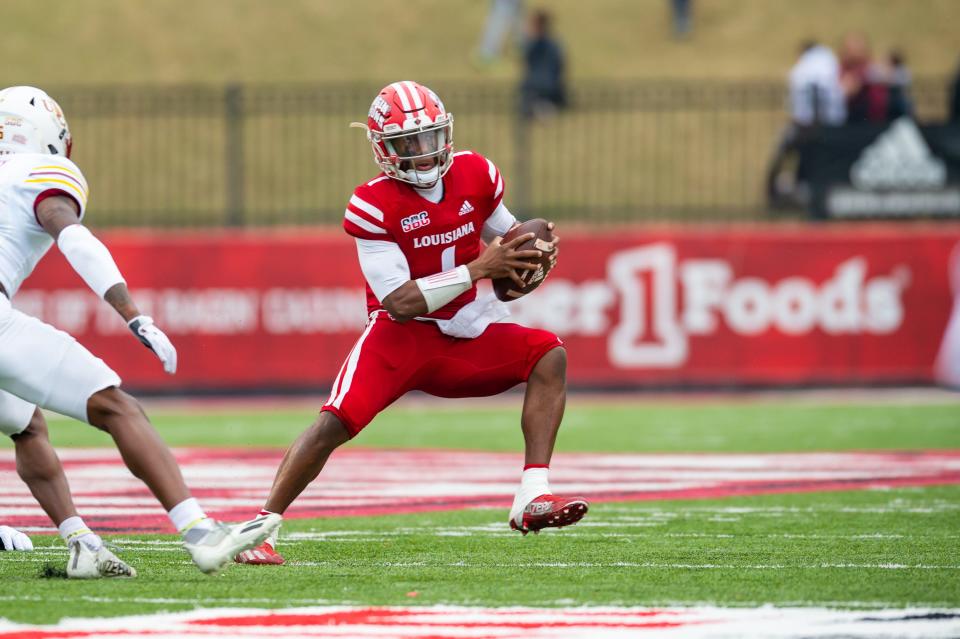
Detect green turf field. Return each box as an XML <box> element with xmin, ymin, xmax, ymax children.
<box><xmin>4</xmin><ymin>488</ymin><xmax>959</xmax><ymax>625</ymax></box>
<box><xmin>13</xmin><ymin>401</ymin><xmax>960</xmax><ymax>452</ymax></box>
<box><xmin>1</xmin><ymin>400</ymin><xmax>958</xmax><ymax>625</ymax></box>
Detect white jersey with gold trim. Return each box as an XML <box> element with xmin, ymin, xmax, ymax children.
<box><xmin>0</xmin><ymin>152</ymin><xmax>88</xmax><ymax>297</ymax></box>
<box><xmin>0</xmin><ymin>152</ymin><xmax>117</xmax><ymax>433</ymax></box>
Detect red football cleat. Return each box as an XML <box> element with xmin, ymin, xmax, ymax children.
<box><xmin>510</xmin><ymin>494</ymin><xmax>589</xmax><ymax>535</ymax></box>
<box><xmin>235</xmin><ymin>541</ymin><xmax>285</xmax><ymax>565</ymax></box>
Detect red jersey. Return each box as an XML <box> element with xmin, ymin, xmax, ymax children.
<box><xmin>343</xmin><ymin>151</ymin><xmax>505</xmax><ymax>320</ymax></box>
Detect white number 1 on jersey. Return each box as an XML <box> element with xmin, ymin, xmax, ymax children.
<box><xmin>441</xmin><ymin>246</ymin><xmax>456</xmax><ymax>271</ymax></box>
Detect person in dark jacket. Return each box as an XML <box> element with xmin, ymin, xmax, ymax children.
<box><xmin>520</xmin><ymin>10</ymin><xmax>566</xmax><ymax>120</ymax></box>
<box><xmin>885</xmin><ymin>49</ymin><xmax>913</xmax><ymax>120</ymax></box>
<box><xmin>839</xmin><ymin>32</ymin><xmax>881</xmax><ymax>123</ymax></box>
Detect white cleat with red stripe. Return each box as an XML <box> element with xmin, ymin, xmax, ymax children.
<box><xmin>235</xmin><ymin>513</ymin><xmax>285</xmax><ymax>565</ymax></box>
<box><xmin>235</xmin><ymin>539</ymin><xmax>286</xmax><ymax>565</ymax></box>
<box><xmin>184</xmin><ymin>514</ymin><xmax>281</xmax><ymax>575</ymax></box>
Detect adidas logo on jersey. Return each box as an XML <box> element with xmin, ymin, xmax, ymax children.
<box><xmin>458</xmin><ymin>200</ymin><xmax>475</xmax><ymax>216</ymax></box>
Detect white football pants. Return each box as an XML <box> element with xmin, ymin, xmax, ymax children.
<box><xmin>0</xmin><ymin>294</ymin><xmax>120</xmax><ymax>436</ymax></box>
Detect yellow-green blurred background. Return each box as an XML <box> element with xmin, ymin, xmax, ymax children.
<box><xmin>4</xmin><ymin>0</ymin><xmax>957</xmax><ymax>83</ymax></box>
<box><xmin>3</xmin><ymin>0</ymin><xmax>957</xmax><ymax>226</ymax></box>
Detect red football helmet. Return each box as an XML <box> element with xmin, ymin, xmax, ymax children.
<box><xmin>354</xmin><ymin>81</ymin><xmax>454</xmax><ymax>188</ymax></box>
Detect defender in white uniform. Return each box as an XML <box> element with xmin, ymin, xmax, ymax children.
<box><xmin>0</xmin><ymin>86</ymin><xmax>280</xmax><ymax>578</ymax></box>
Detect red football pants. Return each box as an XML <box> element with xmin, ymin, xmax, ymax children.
<box><xmin>322</xmin><ymin>310</ymin><xmax>563</xmax><ymax>437</ymax></box>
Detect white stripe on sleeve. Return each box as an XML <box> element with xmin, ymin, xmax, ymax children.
<box><xmin>349</xmin><ymin>195</ymin><xmax>384</xmax><ymax>221</ymax></box>
<box><xmin>494</xmin><ymin>174</ymin><xmax>504</xmax><ymax>199</ymax></box>
<box><xmin>485</xmin><ymin>158</ymin><xmax>497</xmax><ymax>183</ymax></box>
<box><xmin>345</xmin><ymin>210</ymin><xmax>387</xmax><ymax>235</ymax></box>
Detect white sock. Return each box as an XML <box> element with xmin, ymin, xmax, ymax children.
<box><xmin>58</xmin><ymin>516</ymin><xmax>102</xmax><ymax>551</ymax></box>
<box><xmin>509</xmin><ymin>466</ymin><xmax>551</xmax><ymax>523</ymax></box>
<box><xmin>168</xmin><ymin>498</ymin><xmax>215</xmax><ymax>535</ymax></box>
<box><xmin>258</xmin><ymin>509</ymin><xmax>280</xmax><ymax>548</ymax></box>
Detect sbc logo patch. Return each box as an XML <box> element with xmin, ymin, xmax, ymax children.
<box><xmin>401</xmin><ymin>211</ymin><xmax>431</xmax><ymax>233</ymax></box>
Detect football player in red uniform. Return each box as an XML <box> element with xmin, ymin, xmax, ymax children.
<box><xmin>237</xmin><ymin>81</ymin><xmax>587</xmax><ymax>565</ymax></box>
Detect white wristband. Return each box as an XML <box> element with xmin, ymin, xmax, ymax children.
<box><xmin>415</xmin><ymin>265</ymin><xmax>472</xmax><ymax>313</ymax></box>
<box><xmin>56</xmin><ymin>225</ymin><xmax>126</xmax><ymax>298</ymax></box>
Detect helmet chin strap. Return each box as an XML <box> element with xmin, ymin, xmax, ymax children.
<box><xmin>414</xmin><ymin>178</ymin><xmax>445</xmax><ymax>204</ymax></box>
<box><xmin>399</xmin><ymin>164</ymin><xmax>441</xmax><ymax>188</ymax></box>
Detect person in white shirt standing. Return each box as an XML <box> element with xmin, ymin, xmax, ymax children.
<box><xmin>767</xmin><ymin>41</ymin><xmax>846</xmax><ymax>210</ymax></box>
<box><xmin>788</xmin><ymin>42</ymin><xmax>846</xmax><ymax>128</ymax></box>
<box><xmin>0</xmin><ymin>86</ymin><xmax>279</xmax><ymax>578</ymax></box>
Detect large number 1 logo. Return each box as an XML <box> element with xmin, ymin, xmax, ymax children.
<box><xmin>608</xmin><ymin>244</ymin><xmax>688</xmax><ymax>367</ymax></box>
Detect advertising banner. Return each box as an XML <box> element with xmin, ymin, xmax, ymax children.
<box><xmin>798</xmin><ymin>119</ymin><xmax>960</xmax><ymax>219</ymax></box>
<box><xmin>15</xmin><ymin>226</ymin><xmax>960</xmax><ymax>391</ymax></box>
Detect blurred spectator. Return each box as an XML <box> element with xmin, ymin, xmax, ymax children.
<box><xmin>788</xmin><ymin>41</ymin><xmax>846</xmax><ymax>126</ymax></box>
<box><xmin>670</xmin><ymin>0</ymin><xmax>692</xmax><ymax>39</ymax></box>
<box><xmin>885</xmin><ymin>49</ymin><xmax>913</xmax><ymax>120</ymax></box>
<box><xmin>475</xmin><ymin>0</ymin><xmax>525</xmax><ymax>66</ymax></box>
<box><xmin>520</xmin><ymin>9</ymin><xmax>566</xmax><ymax>120</ymax></box>
<box><xmin>766</xmin><ymin>41</ymin><xmax>845</xmax><ymax>208</ymax></box>
<box><xmin>950</xmin><ymin>56</ymin><xmax>960</xmax><ymax>122</ymax></box>
<box><xmin>839</xmin><ymin>31</ymin><xmax>889</xmax><ymax>123</ymax></box>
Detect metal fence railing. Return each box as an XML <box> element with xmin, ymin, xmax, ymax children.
<box><xmin>51</xmin><ymin>80</ymin><xmax>952</xmax><ymax>228</ymax></box>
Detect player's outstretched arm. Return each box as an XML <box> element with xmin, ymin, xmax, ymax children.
<box><xmin>35</xmin><ymin>196</ymin><xmax>178</xmax><ymax>374</ymax></box>
<box><xmin>379</xmin><ymin>233</ymin><xmax>542</xmax><ymax>322</ymax></box>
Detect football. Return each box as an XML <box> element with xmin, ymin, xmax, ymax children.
<box><xmin>492</xmin><ymin>218</ymin><xmax>556</xmax><ymax>302</ymax></box>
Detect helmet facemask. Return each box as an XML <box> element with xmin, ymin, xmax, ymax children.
<box><xmin>372</xmin><ymin>116</ymin><xmax>454</xmax><ymax>188</ymax></box>
<box><xmin>355</xmin><ymin>82</ymin><xmax>455</xmax><ymax>188</ymax></box>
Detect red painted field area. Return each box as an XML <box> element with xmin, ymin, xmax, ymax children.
<box><xmin>2</xmin><ymin>449</ymin><xmax>959</xmax><ymax>533</ymax></box>
<box><xmin>1</xmin><ymin>605</ymin><xmax>958</xmax><ymax>638</ymax></box>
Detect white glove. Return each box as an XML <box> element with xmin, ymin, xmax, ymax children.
<box><xmin>128</xmin><ymin>315</ymin><xmax>178</xmax><ymax>374</ymax></box>
<box><xmin>0</xmin><ymin>525</ymin><xmax>33</xmax><ymax>551</ymax></box>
